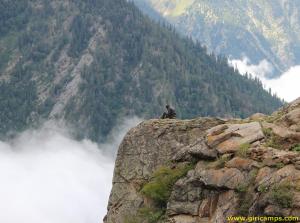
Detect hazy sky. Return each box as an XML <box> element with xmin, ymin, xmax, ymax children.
<box><xmin>0</xmin><ymin>118</ymin><xmax>141</xmax><ymax>223</ymax></box>
<box><xmin>229</xmin><ymin>57</ymin><xmax>300</xmax><ymax>102</ymax></box>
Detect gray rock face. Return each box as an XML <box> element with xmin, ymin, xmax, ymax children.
<box><xmin>105</xmin><ymin>99</ymin><xmax>300</xmax><ymax>223</ymax></box>
<box><xmin>206</xmin><ymin>122</ymin><xmax>265</xmax><ymax>154</ymax></box>
<box><xmin>225</xmin><ymin>157</ymin><xmax>259</xmax><ymax>171</ymax></box>
<box><xmin>172</xmin><ymin>139</ymin><xmax>218</xmax><ymax>162</ymax></box>
<box><xmin>104</xmin><ymin>118</ymin><xmax>223</xmax><ymax>223</ymax></box>
<box><xmin>196</xmin><ymin>168</ymin><xmax>245</xmax><ymax>190</ymax></box>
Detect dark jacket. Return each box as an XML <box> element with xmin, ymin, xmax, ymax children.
<box><xmin>167</xmin><ymin>107</ymin><xmax>176</xmax><ymax>119</ymax></box>
<box><xmin>161</xmin><ymin>107</ymin><xmax>176</xmax><ymax>119</ymax></box>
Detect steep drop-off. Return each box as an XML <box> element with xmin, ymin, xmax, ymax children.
<box><xmin>0</xmin><ymin>0</ymin><xmax>282</xmax><ymax>142</ymax></box>
<box><xmin>105</xmin><ymin>98</ymin><xmax>300</xmax><ymax>222</ymax></box>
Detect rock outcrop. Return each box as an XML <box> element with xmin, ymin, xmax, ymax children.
<box><xmin>105</xmin><ymin>98</ymin><xmax>300</xmax><ymax>223</ymax></box>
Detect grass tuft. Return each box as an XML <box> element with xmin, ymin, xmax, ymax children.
<box><xmin>291</xmin><ymin>144</ymin><xmax>300</xmax><ymax>152</ymax></box>
<box><xmin>236</xmin><ymin>143</ymin><xmax>250</xmax><ymax>158</ymax></box>
<box><xmin>263</xmin><ymin>128</ymin><xmax>281</xmax><ymax>149</ymax></box>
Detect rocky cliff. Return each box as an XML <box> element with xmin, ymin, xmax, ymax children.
<box><xmin>105</xmin><ymin>98</ymin><xmax>300</xmax><ymax>223</ymax></box>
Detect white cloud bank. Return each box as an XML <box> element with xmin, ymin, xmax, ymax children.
<box><xmin>0</xmin><ymin>118</ymin><xmax>141</xmax><ymax>223</ymax></box>
<box><xmin>229</xmin><ymin>57</ymin><xmax>300</xmax><ymax>102</ymax></box>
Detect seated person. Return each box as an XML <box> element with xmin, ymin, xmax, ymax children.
<box><xmin>161</xmin><ymin>104</ymin><xmax>176</xmax><ymax>119</ymax></box>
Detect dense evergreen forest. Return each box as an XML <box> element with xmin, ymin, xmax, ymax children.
<box><xmin>0</xmin><ymin>0</ymin><xmax>283</xmax><ymax>142</ymax></box>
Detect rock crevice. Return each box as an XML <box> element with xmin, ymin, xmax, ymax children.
<box><xmin>105</xmin><ymin>98</ymin><xmax>300</xmax><ymax>223</ymax></box>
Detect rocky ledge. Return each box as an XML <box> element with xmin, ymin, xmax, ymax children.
<box><xmin>105</xmin><ymin>98</ymin><xmax>300</xmax><ymax>223</ymax></box>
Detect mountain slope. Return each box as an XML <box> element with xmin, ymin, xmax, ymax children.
<box><xmin>0</xmin><ymin>0</ymin><xmax>282</xmax><ymax>142</ymax></box>
<box><xmin>134</xmin><ymin>0</ymin><xmax>300</xmax><ymax>77</ymax></box>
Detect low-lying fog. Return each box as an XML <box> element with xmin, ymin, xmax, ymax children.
<box><xmin>0</xmin><ymin>117</ymin><xmax>141</xmax><ymax>223</ymax></box>
<box><xmin>229</xmin><ymin>57</ymin><xmax>300</xmax><ymax>102</ymax></box>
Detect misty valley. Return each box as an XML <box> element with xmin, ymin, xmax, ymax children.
<box><xmin>0</xmin><ymin>0</ymin><xmax>300</xmax><ymax>223</ymax></box>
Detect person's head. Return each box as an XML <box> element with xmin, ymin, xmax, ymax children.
<box><xmin>166</xmin><ymin>104</ymin><xmax>170</xmax><ymax>109</ymax></box>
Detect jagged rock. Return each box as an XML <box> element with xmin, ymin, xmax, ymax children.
<box><xmin>286</xmin><ymin>108</ymin><xmax>300</xmax><ymax>125</ymax></box>
<box><xmin>249</xmin><ymin>146</ymin><xmax>299</xmax><ymax>168</ymax></box>
<box><xmin>168</xmin><ymin>178</ymin><xmax>238</xmax><ymax>222</ymax></box>
<box><xmin>172</xmin><ymin>140</ymin><xmax>217</xmax><ymax>162</ymax></box>
<box><xmin>262</xmin><ymin>122</ymin><xmax>300</xmax><ymax>141</ymax></box>
<box><xmin>206</xmin><ymin>124</ymin><xmax>229</xmax><ymax>137</ymax></box>
<box><xmin>225</xmin><ymin>157</ymin><xmax>259</xmax><ymax>171</ymax></box>
<box><xmin>210</xmin><ymin>190</ymin><xmax>239</xmax><ymax>223</ymax></box>
<box><xmin>169</xmin><ymin>164</ymin><xmax>245</xmax><ymax>212</ymax></box>
<box><xmin>168</xmin><ymin>192</ymin><xmax>238</xmax><ymax>223</ymax></box>
<box><xmin>105</xmin><ymin>99</ymin><xmax>300</xmax><ymax>223</ymax></box>
<box><xmin>105</xmin><ymin>118</ymin><xmax>223</xmax><ymax>223</ymax></box>
<box><xmin>196</xmin><ymin>168</ymin><xmax>245</xmax><ymax>190</ymax></box>
<box><xmin>275</xmin><ymin>98</ymin><xmax>300</xmax><ymax>132</ymax></box>
<box><xmin>277</xmin><ymin>107</ymin><xmax>300</xmax><ymax>129</ymax></box>
<box><xmin>255</xmin><ymin>167</ymin><xmax>273</xmax><ymax>184</ymax></box>
<box><xmin>195</xmin><ymin>161</ymin><xmax>210</xmax><ymax>172</ymax></box>
<box><xmin>167</xmin><ymin>215</ymin><xmax>200</xmax><ymax>223</ymax></box>
<box><xmin>256</xmin><ymin>165</ymin><xmax>300</xmax><ymax>190</ymax></box>
<box><xmin>206</xmin><ymin>124</ymin><xmax>232</xmax><ymax>148</ymax></box>
<box><xmin>293</xmin><ymin>192</ymin><xmax>300</xmax><ymax>208</ymax></box>
<box><xmin>167</xmin><ymin>201</ymin><xmax>202</xmax><ymax>216</ymax></box>
<box><xmin>264</xmin><ymin>205</ymin><xmax>291</xmax><ymax>216</ymax></box>
<box><xmin>167</xmin><ymin>170</ymin><xmax>203</xmax><ymax>216</ymax></box>
<box><xmin>206</xmin><ymin>122</ymin><xmax>264</xmax><ymax>154</ymax></box>
<box><xmin>198</xmin><ymin>198</ymin><xmax>211</xmax><ymax>218</ymax></box>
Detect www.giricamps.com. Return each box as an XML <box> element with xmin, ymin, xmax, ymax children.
<box><xmin>227</xmin><ymin>216</ymin><xmax>299</xmax><ymax>222</ymax></box>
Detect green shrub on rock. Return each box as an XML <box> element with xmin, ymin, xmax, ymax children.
<box><xmin>291</xmin><ymin>144</ymin><xmax>300</xmax><ymax>152</ymax></box>
<box><xmin>138</xmin><ymin>207</ymin><xmax>164</xmax><ymax>223</ymax></box>
<box><xmin>270</xmin><ymin>183</ymin><xmax>293</xmax><ymax>208</ymax></box>
<box><xmin>141</xmin><ymin>164</ymin><xmax>193</xmax><ymax>207</ymax></box>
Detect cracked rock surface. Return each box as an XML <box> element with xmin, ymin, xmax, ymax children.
<box><xmin>105</xmin><ymin>98</ymin><xmax>300</xmax><ymax>223</ymax></box>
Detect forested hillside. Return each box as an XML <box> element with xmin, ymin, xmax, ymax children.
<box><xmin>134</xmin><ymin>0</ymin><xmax>300</xmax><ymax>76</ymax></box>
<box><xmin>0</xmin><ymin>0</ymin><xmax>283</xmax><ymax>142</ymax></box>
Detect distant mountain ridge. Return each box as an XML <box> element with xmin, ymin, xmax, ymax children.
<box><xmin>134</xmin><ymin>0</ymin><xmax>300</xmax><ymax>77</ymax></box>
<box><xmin>0</xmin><ymin>0</ymin><xmax>282</xmax><ymax>142</ymax></box>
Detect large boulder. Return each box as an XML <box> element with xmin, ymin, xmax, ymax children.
<box><xmin>167</xmin><ymin>167</ymin><xmax>239</xmax><ymax>223</ymax></box>
<box><xmin>172</xmin><ymin>139</ymin><xmax>218</xmax><ymax>162</ymax></box>
<box><xmin>249</xmin><ymin>146</ymin><xmax>299</xmax><ymax>167</ymax></box>
<box><xmin>275</xmin><ymin>97</ymin><xmax>300</xmax><ymax>130</ymax></box>
<box><xmin>262</xmin><ymin>122</ymin><xmax>300</xmax><ymax>141</ymax></box>
<box><xmin>105</xmin><ymin>98</ymin><xmax>300</xmax><ymax>223</ymax></box>
<box><xmin>195</xmin><ymin>168</ymin><xmax>245</xmax><ymax>190</ymax></box>
<box><xmin>206</xmin><ymin>122</ymin><xmax>265</xmax><ymax>154</ymax></box>
<box><xmin>168</xmin><ymin>191</ymin><xmax>239</xmax><ymax>223</ymax></box>
<box><xmin>105</xmin><ymin>118</ymin><xmax>223</xmax><ymax>223</ymax></box>
<box><xmin>283</xmin><ymin>108</ymin><xmax>300</xmax><ymax>127</ymax></box>
<box><xmin>256</xmin><ymin>165</ymin><xmax>300</xmax><ymax>189</ymax></box>
<box><xmin>225</xmin><ymin>157</ymin><xmax>259</xmax><ymax>171</ymax></box>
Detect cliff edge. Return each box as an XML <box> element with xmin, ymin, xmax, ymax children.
<box><xmin>105</xmin><ymin>98</ymin><xmax>300</xmax><ymax>223</ymax></box>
